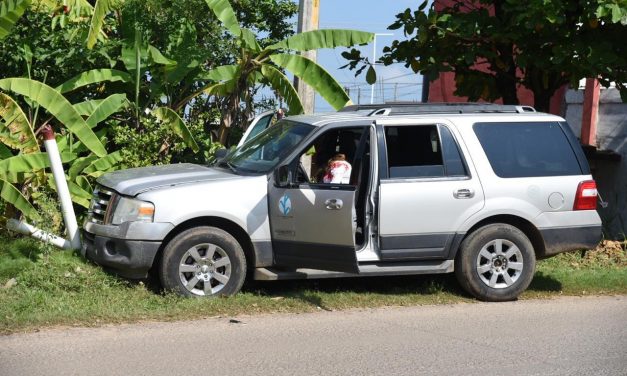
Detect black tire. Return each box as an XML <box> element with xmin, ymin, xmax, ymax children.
<box><xmin>159</xmin><ymin>226</ymin><xmax>246</xmax><ymax>297</ymax></box>
<box><xmin>455</xmin><ymin>223</ymin><xmax>536</xmax><ymax>302</ymax></box>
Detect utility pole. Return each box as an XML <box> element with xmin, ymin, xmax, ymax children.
<box><xmin>295</xmin><ymin>0</ymin><xmax>320</xmax><ymax>114</ymax></box>
<box><xmin>370</xmin><ymin>33</ymin><xmax>394</xmax><ymax>104</ymax></box>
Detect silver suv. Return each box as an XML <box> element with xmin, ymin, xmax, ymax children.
<box><xmin>82</xmin><ymin>103</ymin><xmax>602</xmax><ymax>301</ymax></box>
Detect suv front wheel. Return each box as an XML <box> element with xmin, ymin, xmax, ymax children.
<box><xmin>455</xmin><ymin>223</ymin><xmax>536</xmax><ymax>302</ymax></box>
<box><xmin>159</xmin><ymin>226</ymin><xmax>247</xmax><ymax>297</ymax></box>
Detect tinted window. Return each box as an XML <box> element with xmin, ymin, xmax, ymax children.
<box><xmin>385</xmin><ymin>125</ymin><xmax>444</xmax><ymax>178</ymax></box>
<box><xmin>246</xmin><ymin>114</ymin><xmax>274</xmax><ymax>141</ymax></box>
<box><xmin>439</xmin><ymin>126</ymin><xmax>467</xmax><ymax>176</ymax></box>
<box><xmin>473</xmin><ymin>122</ymin><xmax>582</xmax><ymax>178</ymax></box>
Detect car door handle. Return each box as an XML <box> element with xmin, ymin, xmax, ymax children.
<box><xmin>453</xmin><ymin>188</ymin><xmax>475</xmax><ymax>199</ymax></box>
<box><xmin>325</xmin><ymin>198</ymin><xmax>343</xmax><ymax>210</ymax></box>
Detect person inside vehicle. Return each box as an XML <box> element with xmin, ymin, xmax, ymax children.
<box><xmin>323</xmin><ymin>153</ymin><xmax>352</xmax><ymax>184</ymax></box>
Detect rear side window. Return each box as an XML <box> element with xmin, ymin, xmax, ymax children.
<box><xmin>473</xmin><ymin>122</ymin><xmax>582</xmax><ymax>178</ymax></box>
<box><xmin>247</xmin><ymin>114</ymin><xmax>274</xmax><ymax>141</ymax></box>
<box><xmin>383</xmin><ymin>125</ymin><xmax>467</xmax><ymax>178</ymax></box>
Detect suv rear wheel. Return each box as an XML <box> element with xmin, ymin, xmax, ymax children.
<box><xmin>455</xmin><ymin>223</ymin><xmax>536</xmax><ymax>301</ymax></box>
<box><xmin>159</xmin><ymin>226</ymin><xmax>247</xmax><ymax>297</ymax></box>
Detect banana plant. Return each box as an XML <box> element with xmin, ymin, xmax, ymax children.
<box><xmin>58</xmin><ymin>60</ymin><xmax>200</xmax><ymax>153</ymax></box>
<box><xmin>190</xmin><ymin>0</ymin><xmax>374</xmax><ymax>144</ymax></box>
<box><xmin>86</xmin><ymin>0</ymin><xmax>120</xmax><ymax>49</ymax></box>
<box><xmin>0</xmin><ymin>0</ymin><xmax>30</xmax><ymax>40</ymax></box>
<box><xmin>0</xmin><ymin>76</ymin><xmax>126</xmax><ymax>221</ymax></box>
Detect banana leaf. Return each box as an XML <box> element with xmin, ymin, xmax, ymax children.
<box><xmin>241</xmin><ymin>28</ymin><xmax>261</xmax><ymax>52</ymax></box>
<box><xmin>81</xmin><ymin>151</ymin><xmax>122</xmax><ymax>176</ymax></box>
<box><xmin>267</xmin><ymin>29</ymin><xmax>374</xmax><ymax>51</ymax></box>
<box><xmin>260</xmin><ymin>64</ymin><xmax>303</xmax><ymax>115</ymax></box>
<box><xmin>0</xmin><ymin>78</ymin><xmax>107</xmax><ymax>157</ymax></box>
<box><xmin>0</xmin><ymin>0</ymin><xmax>30</xmax><ymax>40</ymax></box>
<box><xmin>152</xmin><ymin>107</ymin><xmax>200</xmax><ymax>153</ymax></box>
<box><xmin>0</xmin><ymin>152</ymin><xmax>49</xmax><ymax>175</ymax></box>
<box><xmin>68</xmin><ymin>155</ymin><xmax>98</xmax><ymax>180</ymax></box>
<box><xmin>56</xmin><ymin>69</ymin><xmax>131</xmax><ymax>94</ymax></box>
<box><xmin>73</xmin><ymin>99</ymin><xmax>105</xmax><ymax>117</ymax></box>
<box><xmin>0</xmin><ymin>142</ymin><xmax>12</xmax><ymax>159</ymax></box>
<box><xmin>85</xmin><ymin>93</ymin><xmax>128</xmax><ymax>128</ymax></box>
<box><xmin>0</xmin><ymin>151</ymin><xmax>77</xmax><ymax>178</ymax></box>
<box><xmin>0</xmin><ymin>92</ymin><xmax>38</xmax><ymax>153</ymax></box>
<box><xmin>201</xmin><ymin>65</ymin><xmax>239</xmax><ymax>82</ymax></box>
<box><xmin>75</xmin><ymin>175</ymin><xmax>92</xmax><ymax>193</ymax></box>
<box><xmin>86</xmin><ymin>0</ymin><xmax>119</xmax><ymax>49</ymax></box>
<box><xmin>0</xmin><ymin>177</ymin><xmax>40</xmax><ymax>220</ymax></box>
<box><xmin>46</xmin><ymin>174</ymin><xmax>91</xmax><ymax>208</ymax></box>
<box><xmin>270</xmin><ymin>54</ymin><xmax>352</xmax><ymax>110</ymax></box>
<box><xmin>205</xmin><ymin>0</ymin><xmax>241</xmax><ymax>36</ymax></box>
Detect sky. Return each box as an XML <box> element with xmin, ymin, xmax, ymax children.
<box><xmin>313</xmin><ymin>0</ymin><xmax>423</xmax><ymax>112</ymax></box>
<box><xmin>254</xmin><ymin>0</ymin><xmax>424</xmax><ymax>113</ymax></box>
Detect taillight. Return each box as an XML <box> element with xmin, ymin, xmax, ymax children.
<box><xmin>574</xmin><ymin>180</ymin><xmax>598</xmax><ymax>210</ymax></box>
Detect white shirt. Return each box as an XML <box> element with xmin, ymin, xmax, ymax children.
<box><xmin>323</xmin><ymin>160</ymin><xmax>352</xmax><ymax>184</ymax></box>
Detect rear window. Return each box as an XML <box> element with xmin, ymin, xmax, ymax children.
<box><xmin>473</xmin><ymin>122</ymin><xmax>582</xmax><ymax>178</ymax></box>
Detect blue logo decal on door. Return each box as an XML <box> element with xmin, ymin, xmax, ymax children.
<box><xmin>279</xmin><ymin>194</ymin><xmax>292</xmax><ymax>216</ymax></box>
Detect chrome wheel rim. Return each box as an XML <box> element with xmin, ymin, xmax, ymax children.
<box><xmin>178</xmin><ymin>243</ymin><xmax>231</xmax><ymax>296</ymax></box>
<box><xmin>476</xmin><ymin>239</ymin><xmax>524</xmax><ymax>289</ymax></box>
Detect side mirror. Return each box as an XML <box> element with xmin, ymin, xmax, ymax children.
<box><xmin>275</xmin><ymin>165</ymin><xmax>292</xmax><ymax>187</ymax></box>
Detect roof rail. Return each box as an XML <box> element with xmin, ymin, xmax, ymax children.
<box><xmin>340</xmin><ymin>102</ymin><xmax>536</xmax><ymax>115</ymax></box>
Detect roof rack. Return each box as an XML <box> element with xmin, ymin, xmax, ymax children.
<box><xmin>340</xmin><ymin>102</ymin><xmax>536</xmax><ymax>115</ymax></box>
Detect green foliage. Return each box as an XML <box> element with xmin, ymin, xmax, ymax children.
<box><xmin>0</xmin><ymin>78</ymin><xmax>107</xmax><ymax>157</ymax></box>
<box><xmin>84</xmin><ymin>93</ymin><xmax>128</xmax><ymax>128</ymax></box>
<box><xmin>0</xmin><ymin>0</ymin><xmax>30</xmax><ymax>39</ymax></box>
<box><xmin>268</xmin><ymin>29</ymin><xmax>373</xmax><ymax>51</ymax></box>
<box><xmin>342</xmin><ymin>0</ymin><xmax>627</xmax><ymax>111</ymax></box>
<box><xmin>86</xmin><ymin>0</ymin><xmax>120</xmax><ymax>49</ymax></box>
<box><xmin>0</xmin><ymin>178</ymin><xmax>39</xmax><ymax>220</ymax></box>
<box><xmin>56</xmin><ymin>69</ymin><xmax>132</xmax><ymax>94</ymax></box>
<box><xmin>0</xmin><ymin>92</ymin><xmax>37</xmax><ymax>153</ymax></box>
<box><xmin>270</xmin><ymin>54</ymin><xmax>352</xmax><ymax>111</ymax></box>
<box><xmin>152</xmin><ymin>107</ymin><xmax>200</xmax><ymax>153</ymax></box>
<box><xmin>111</xmin><ymin>117</ymin><xmax>187</xmax><ymax>168</ymax></box>
<box><xmin>205</xmin><ymin>0</ymin><xmax>241</xmax><ymax>36</ymax></box>
<box><xmin>0</xmin><ymin>8</ymin><xmax>118</xmax><ymax>86</ymax></box>
<box><xmin>0</xmin><ymin>0</ymin><xmax>306</xmax><ymax>224</ymax></box>
<box><xmin>260</xmin><ymin>64</ymin><xmax>303</xmax><ymax>115</ymax></box>
<box><xmin>201</xmin><ymin>0</ymin><xmax>373</xmax><ymax>143</ymax></box>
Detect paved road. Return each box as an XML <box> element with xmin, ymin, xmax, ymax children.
<box><xmin>1</xmin><ymin>296</ymin><xmax>626</xmax><ymax>376</ymax></box>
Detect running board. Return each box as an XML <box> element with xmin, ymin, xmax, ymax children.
<box><xmin>254</xmin><ymin>260</ymin><xmax>454</xmax><ymax>281</ymax></box>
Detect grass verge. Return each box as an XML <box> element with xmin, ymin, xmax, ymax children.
<box><xmin>0</xmin><ymin>237</ymin><xmax>625</xmax><ymax>334</ymax></box>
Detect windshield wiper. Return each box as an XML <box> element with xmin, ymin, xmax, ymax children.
<box><xmin>218</xmin><ymin>160</ymin><xmax>238</xmax><ymax>174</ymax></box>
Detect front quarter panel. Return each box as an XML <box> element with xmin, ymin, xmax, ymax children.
<box><xmin>137</xmin><ymin>174</ymin><xmax>271</xmax><ymax>241</ymax></box>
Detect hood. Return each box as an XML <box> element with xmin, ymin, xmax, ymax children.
<box><xmin>98</xmin><ymin>163</ymin><xmax>237</xmax><ymax>196</ymax></box>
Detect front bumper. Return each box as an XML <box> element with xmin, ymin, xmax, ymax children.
<box><xmin>539</xmin><ymin>225</ymin><xmax>602</xmax><ymax>259</ymax></box>
<box><xmin>82</xmin><ymin>232</ymin><xmax>160</xmax><ymax>279</ymax></box>
<box><xmin>82</xmin><ymin>221</ymin><xmax>174</xmax><ymax>279</ymax></box>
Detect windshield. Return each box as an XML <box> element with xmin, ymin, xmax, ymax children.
<box><xmin>220</xmin><ymin>120</ymin><xmax>314</xmax><ymax>174</ymax></box>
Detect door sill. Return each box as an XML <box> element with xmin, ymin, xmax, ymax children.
<box><xmin>253</xmin><ymin>260</ymin><xmax>453</xmax><ymax>281</ymax></box>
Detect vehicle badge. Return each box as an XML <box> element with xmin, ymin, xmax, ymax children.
<box><xmin>279</xmin><ymin>194</ymin><xmax>292</xmax><ymax>216</ymax></box>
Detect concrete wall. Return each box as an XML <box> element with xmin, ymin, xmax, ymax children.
<box><xmin>565</xmin><ymin>87</ymin><xmax>627</xmax><ymax>239</ymax></box>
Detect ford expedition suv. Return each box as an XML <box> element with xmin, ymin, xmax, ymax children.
<box><xmin>82</xmin><ymin>103</ymin><xmax>602</xmax><ymax>301</ymax></box>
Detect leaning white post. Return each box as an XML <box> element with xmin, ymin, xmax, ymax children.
<box><xmin>41</xmin><ymin>126</ymin><xmax>82</xmax><ymax>250</ymax></box>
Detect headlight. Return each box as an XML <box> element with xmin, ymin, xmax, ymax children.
<box><xmin>111</xmin><ymin>196</ymin><xmax>155</xmax><ymax>225</ymax></box>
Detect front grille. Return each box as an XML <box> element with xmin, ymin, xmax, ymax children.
<box><xmin>88</xmin><ymin>185</ymin><xmax>114</xmax><ymax>224</ymax></box>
